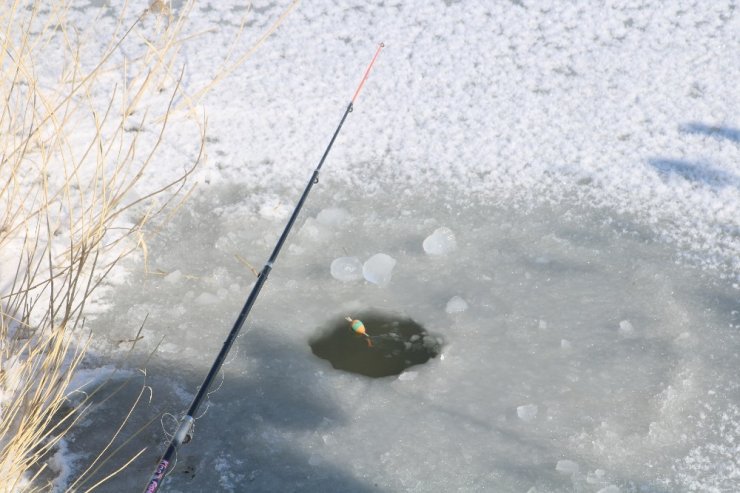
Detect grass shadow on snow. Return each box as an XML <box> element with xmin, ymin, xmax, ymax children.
<box><xmin>680</xmin><ymin>122</ymin><xmax>740</xmax><ymax>143</ymax></box>
<box><xmin>647</xmin><ymin>158</ymin><xmax>739</xmax><ymax>190</ymax></box>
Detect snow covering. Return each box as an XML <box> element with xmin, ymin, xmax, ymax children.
<box><xmin>12</xmin><ymin>0</ymin><xmax>739</xmax><ymax>491</ymax></box>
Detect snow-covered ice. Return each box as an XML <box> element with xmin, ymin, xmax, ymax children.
<box><xmin>19</xmin><ymin>0</ymin><xmax>740</xmax><ymax>491</ymax></box>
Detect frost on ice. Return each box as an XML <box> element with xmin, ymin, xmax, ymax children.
<box><xmin>423</xmin><ymin>227</ymin><xmax>457</xmax><ymax>255</ymax></box>
<box><xmin>362</xmin><ymin>253</ymin><xmax>396</xmax><ymax>286</ymax></box>
<box><xmin>330</xmin><ymin>256</ymin><xmax>363</xmax><ymax>282</ymax></box>
<box><xmin>445</xmin><ymin>296</ymin><xmax>468</xmax><ymax>314</ymax></box>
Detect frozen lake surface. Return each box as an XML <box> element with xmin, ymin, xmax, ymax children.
<box><xmin>69</xmin><ymin>186</ymin><xmax>739</xmax><ymax>493</ymax></box>
<box><xmin>41</xmin><ymin>0</ymin><xmax>740</xmax><ymax>491</ymax></box>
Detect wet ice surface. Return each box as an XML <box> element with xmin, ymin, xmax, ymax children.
<box><xmin>74</xmin><ymin>184</ymin><xmax>739</xmax><ymax>492</ymax></box>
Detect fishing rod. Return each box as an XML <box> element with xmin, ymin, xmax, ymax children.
<box><xmin>144</xmin><ymin>42</ymin><xmax>384</xmax><ymax>493</ymax></box>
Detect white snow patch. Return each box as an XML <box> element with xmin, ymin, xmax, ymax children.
<box><xmin>47</xmin><ymin>439</ymin><xmax>81</xmax><ymax>492</ymax></box>
<box><xmin>66</xmin><ymin>365</ymin><xmax>134</xmax><ymax>395</ymax></box>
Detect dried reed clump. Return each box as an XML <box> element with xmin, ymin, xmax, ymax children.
<box><xmin>0</xmin><ymin>0</ymin><xmax>300</xmax><ymax>489</ymax></box>
<box><xmin>0</xmin><ymin>1</ymin><xmax>206</xmax><ymax>490</ymax></box>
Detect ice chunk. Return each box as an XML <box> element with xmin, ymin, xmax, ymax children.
<box><xmin>423</xmin><ymin>227</ymin><xmax>457</xmax><ymax>255</ymax></box>
<box><xmin>316</xmin><ymin>207</ymin><xmax>351</xmax><ymax>228</ymax></box>
<box><xmin>618</xmin><ymin>320</ymin><xmax>634</xmax><ymax>337</ymax></box>
<box><xmin>555</xmin><ymin>459</ymin><xmax>579</xmax><ymax>474</ymax></box>
<box><xmin>330</xmin><ymin>257</ymin><xmax>363</xmax><ymax>282</ymax></box>
<box><xmin>363</xmin><ymin>253</ymin><xmax>396</xmax><ymax>286</ymax></box>
<box><xmin>517</xmin><ymin>404</ymin><xmax>538</xmax><ymax>422</ymax></box>
<box><xmin>561</xmin><ymin>339</ymin><xmax>572</xmax><ymax>349</ymax></box>
<box><xmin>445</xmin><ymin>296</ymin><xmax>468</xmax><ymax>314</ymax></box>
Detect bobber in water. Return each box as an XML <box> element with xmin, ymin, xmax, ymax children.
<box><xmin>345</xmin><ymin>316</ymin><xmax>373</xmax><ymax>347</ymax></box>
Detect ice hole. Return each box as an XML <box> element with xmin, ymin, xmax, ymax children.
<box><xmin>309</xmin><ymin>311</ymin><xmax>442</xmax><ymax>378</ymax></box>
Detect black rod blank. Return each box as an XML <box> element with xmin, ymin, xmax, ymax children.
<box><xmin>144</xmin><ymin>43</ymin><xmax>383</xmax><ymax>493</ymax></box>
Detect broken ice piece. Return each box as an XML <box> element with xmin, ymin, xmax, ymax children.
<box><xmin>363</xmin><ymin>253</ymin><xmax>397</xmax><ymax>286</ymax></box>
<box><xmin>517</xmin><ymin>404</ymin><xmax>538</xmax><ymax>422</ymax></box>
<box><xmin>618</xmin><ymin>320</ymin><xmax>634</xmax><ymax>337</ymax></box>
<box><xmin>423</xmin><ymin>227</ymin><xmax>457</xmax><ymax>255</ymax></box>
<box><xmin>445</xmin><ymin>296</ymin><xmax>468</xmax><ymax>314</ymax></box>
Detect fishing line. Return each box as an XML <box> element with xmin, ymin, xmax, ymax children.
<box><xmin>143</xmin><ymin>42</ymin><xmax>384</xmax><ymax>493</ymax></box>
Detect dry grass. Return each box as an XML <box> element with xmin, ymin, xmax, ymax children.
<box><xmin>0</xmin><ymin>0</ymin><xmax>297</xmax><ymax>490</ymax></box>
<box><xmin>0</xmin><ymin>1</ymin><xmax>202</xmax><ymax>490</ymax></box>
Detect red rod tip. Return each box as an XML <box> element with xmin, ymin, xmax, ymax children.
<box><xmin>351</xmin><ymin>42</ymin><xmax>385</xmax><ymax>104</ymax></box>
